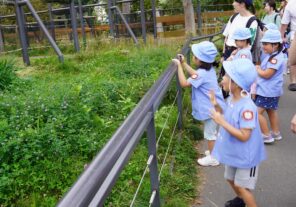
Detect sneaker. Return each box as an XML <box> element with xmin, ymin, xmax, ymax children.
<box><xmin>225</xmin><ymin>197</ymin><xmax>245</xmax><ymax>207</ymax></box>
<box><xmin>263</xmin><ymin>134</ymin><xmax>275</xmax><ymax>144</ymax></box>
<box><xmin>271</xmin><ymin>131</ymin><xmax>282</xmax><ymax>141</ymax></box>
<box><xmin>197</xmin><ymin>152</ymin><xmax>219</xmax><ymax>166</ymax></box>
<box><xmin>288</xmin><ymin>83</ymin><xmax>296</xmax><ymax>91</ymax></box>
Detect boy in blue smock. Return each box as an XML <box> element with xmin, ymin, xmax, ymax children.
<box><xmin>172</xmin><ymin>41</ymin><xmax>225</xmax><ymax>166</ymax></box>
<box><xmin>227</xmin><ymin>28</ymin><xmax>253</xmax><ymax>62</ymax></box>
<box><xmin>255</xmin><ymin>29</ymin><xmax>285</xmax><ymax>144</ymax></box>
<box><xmin>210</xmin><ymin>59</ymin><xmax>266</xmax><ymax>207</ymax></box>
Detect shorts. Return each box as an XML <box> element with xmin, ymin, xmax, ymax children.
<box><xmin>203</xmin><ymin>119</ymin><xmax>218</xmax><ymax>141</ymax></box>
<box><xmin>255</xmin><ymin>95</ymin><xmax>279</xmax><ymax>110</ymax></box>
<box><xmin>224</xmin><ymin>165</ymin><xmax>259</xmax><ymax>190</ymax></box>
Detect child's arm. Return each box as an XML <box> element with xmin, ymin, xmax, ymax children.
<box><xmin>256</xmin><ymin>65</ymin><xmax>276</xmax><ymax>79</ymax></box>
<box><xmin>172</xmin><ymin>59</ymin><xmax>191</xmax><ymax>87</ymax></box>
<box><xmin>177</xmin><ymin>54</ymin><xmax>197</xmax><ymax>76</ymax></box>
<box><xmin>210</xmin><ymin>109</ymin><xmax>252</xmax><ymax>142</ymax></box>
<box><xmin>209</xmin><ymin>90</ymin><xmax>223</xmax><ymax>113</ymax></box>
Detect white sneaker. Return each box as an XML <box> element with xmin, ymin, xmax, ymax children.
<box><xmin>197</xmin><ymin>152</ymin><xmax>219</xmax><ymax>166</ymax></box>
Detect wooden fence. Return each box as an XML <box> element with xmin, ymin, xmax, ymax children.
<box><xmin>156</xmin><ymin>10</ymin><xmax>233</xmax><ymax>37</ymax></box>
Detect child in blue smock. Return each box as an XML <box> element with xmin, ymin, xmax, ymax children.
<box><xmin>255</xmin><ymin>29</ymin><xmax>285</xmax><ymax>144</ymax></box>
<box><xmin>260</xmin><ymin>23</ymin><xmax>279</xmax><ymax>64</ymax></box>
<box><xmin>227</xmin><ymin>28</ymin><xmax>253</xmax><ymax>62</ymax></box>
<box><xmin>172</xmin><ymin>41</ymin><xmax>225</xmax><ymax>167</ymax></box>
<box><xmin>210</xmin><ymin>59</ymin><xmax>266</xmax><ymax>207</ymax></box>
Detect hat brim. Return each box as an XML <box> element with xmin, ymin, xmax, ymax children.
<box><xmin>233</xmin><ymin>35</ymin><xmax>252</xmax><ymax>40</ymax></box>
<box><xmin>261</xmin><ymin>38</ymin><xmax>282</xmax><ymax>43</ymax></box>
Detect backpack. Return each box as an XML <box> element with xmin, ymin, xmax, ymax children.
<box><xmin>274</xmin><ymin>13</ymin><xmax>280</xmax><ymax>24</ymax></box>
<box><xmin>229</xmin><ymin>13</ymin><xmax>264</xmax><ymax>64</ymax></box>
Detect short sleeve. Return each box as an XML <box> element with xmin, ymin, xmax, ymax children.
<box><xmin>239</xmin><ymin>106</ymin><xmax>256</xmax><ymax>129</ymax></box>
<box><xmin>238</xmin><ymin>50</ymin><xmax>251</xmax><ymax>59</ymax></box>
<box><xmin>281</xmin><ymin>7</ymin><xmax>291</xmax><ymax>25</ymax></box>
<box><xmin>223</xmin><ymin>20</ymin><xmax>231</xmax><ymax>37</ymax></box>
<box><xmin>266</xmin><ymin>57</ymin><xmax>283</xmax><ymax>70</ymax></box>
<box><xmin>188</xmin><ymin>76</ymin><xmax>203</xmax><ymax>88</ymax></box>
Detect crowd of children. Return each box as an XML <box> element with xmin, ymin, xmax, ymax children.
<box><xmin>172</xmin><ymin>22</ymin><xmax>288</xmax><ymax>206</ymax></box>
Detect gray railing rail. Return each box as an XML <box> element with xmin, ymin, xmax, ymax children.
<box><xmin>57</xmin><ymin>31</ymin><xmax>222</xmax><ymax>207</ymax></box>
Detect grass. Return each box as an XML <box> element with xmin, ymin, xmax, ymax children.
<box><xmin>0</xmin><ymin>36</ymin><xmax>201</xmax><ymax>206</ymax></box>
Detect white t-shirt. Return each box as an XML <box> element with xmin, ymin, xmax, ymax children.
<box><xmin>281</xmin><ymin>0</ymin><xmax>296</xmax><ymax>40</ymax></box>
<box><xmin>223</xmin><ymin>14</ymin><xmax>258</xmax><ymax>47</ymax></box>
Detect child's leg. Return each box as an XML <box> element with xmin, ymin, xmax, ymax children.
<box><xmin>227</xmin><ymin>180</ymin><xmax>256</xmax><ymax>206</ymax></box>
<box><xmin>267</xmin><ymin>109</ymin><xmax>280</xmax><ymax>134</ymax></box>
<box><xmin>203</xmin><ymin>119</ymin><xmax>217</xmax><ymax>153</ymax></box>
<box><xmin>197</xmin><ymin>119</ymin><xmax>219</xmax><ymax>166</ymax></box>
<box><xmin>227</xmin><ymin>179</ymin><xmax>241</xmax><ymax>197</ymax></box>
<box><xmin>257</xmin><ymin>107</ymin><xmax>270</xmax><ymax>136</ymax></box>
<box><xmin>236</xmin><ymin>186</ymin><xmax>257</xmax><ymax>207</ymax></box>
<box><xmin>207</xmin><ymin>140</ymin><xmax>215</xmax><ymax>153</ymax></box>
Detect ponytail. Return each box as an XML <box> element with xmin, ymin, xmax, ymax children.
<box><xmin>268</xmin><ymin>43</ymin><xmax>283</xmax><ymax>62</ymax></box>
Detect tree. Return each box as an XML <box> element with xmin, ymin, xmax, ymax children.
<box><xmin>183</xmin><ymin>0</ymin><xmax>196</xmax><ymax>36</ymax></box>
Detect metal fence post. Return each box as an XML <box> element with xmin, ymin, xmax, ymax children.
<box><xmin>151</xmin><ymin>0</ymin><xmax>157</xmax><ymax>39</ymax></box>
<box><xmin>15</xmin><ymin>0</ymin><xmax>30</xmax><ymax>65</ymax></box>
<box><xmin>176</xmin><ymin>75</ymin><xmax>183</xmax><ymax>130</ymax></box>
<box><xmin>140</xmin><ymin>0</ymin><xmax>146</xmax><ymax>43</ymax></box>
<box><xmin>0</xmin><ymin>20</ymin><xmax>4</xmax><ymax>52</ymax></box>
<box><xmin>107</xmin><ymin>0</ymin><xmax>114</xmax><ymax>37</ymax></box>
<box><xmin>197</xmin><ymin>0</ymin><xmax>202</xmax><ymax>35</ymax></box>
<box><xmin>25</xmin><ymin>0</ymin><xmax>64</xmax><ymax>62</ymax></box>
<box><xmin>113</xmin><ymin>0</ymin><xmax>119</xmax><ymax>38</ymax></box>
<box><xmin>20</xmin><ymin>6</ymin><xmax>30</xmax><ymax>47</ymax></box>
<box><xmin>70</xmin><ymin>0</ymin><xmax>80</xmax><ymax>52</ymax></box>
<box><xmin>78</xmin><ymin>0</ymin><xmax>86</xmax><ymax>47</ymax></box>
<box><xmin>147</xmin><ymin>108</ymin><xmax>161</xmax><ymax>207</ymax></box>
<box><xmin>187</xmin><ymin>50</ymin><xmax>191</xmax><ymax>65</ymax></box>
<box><xmin>111</xmin><ymin>6</ymin><xmax>138</xmax><ymax>45</ymax></box>
<box><xmin>48</xmin><ymin>3</ymin><xmax>56</xmax><ymax>41</ymax></box>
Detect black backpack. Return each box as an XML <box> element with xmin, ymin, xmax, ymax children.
<box><xmin>229</xmin><ymin>13</ymin><xmax>265</xmax><ymax>64</ymax></box>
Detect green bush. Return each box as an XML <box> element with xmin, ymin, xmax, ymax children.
<box><xmin>0</xmin><ymin>60</ymin><xmax>17</xmax><ymax>90</ymax></box>
<box><xmin>0</xmin><ymin>42</ymin><xmax>198</xmax><ymax>206</ymax></box>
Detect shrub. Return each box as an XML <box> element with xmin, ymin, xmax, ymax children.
<box><xmin>0</xmin><ymin>60</ymin><xmax>17</xmax><ymax>90</ymax></box>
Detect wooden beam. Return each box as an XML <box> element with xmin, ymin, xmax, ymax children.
<box><xmin>156</xmin><ymin>10</ymin><xmax>234</xmax><ymax>25</ymax></box>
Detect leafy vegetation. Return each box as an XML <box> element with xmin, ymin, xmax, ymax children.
<box><xmin>0</xmin><ymin>60</ymin><xmax>17</xmax><ymax>90</ymax></box>
<box><xmin>0</xmin><ymin>39</ymin><xmax>200</xmax><ymax>206</ymax></box>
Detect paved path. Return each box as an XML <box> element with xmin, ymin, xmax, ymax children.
<box><xmin>197</xmin><ymin>76</ymin><xmax>296</xmax><ymax>207</ymax></box>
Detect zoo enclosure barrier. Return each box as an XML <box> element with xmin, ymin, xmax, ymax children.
<box><xmin>0</xmin><ymin>0</ymin><xmax>232</xmax><ymax>53</ymax></box>
<box><xmin>57</xmin><ymin>31</ymin><xmax>223</xmax><ymax>207</ymax></box>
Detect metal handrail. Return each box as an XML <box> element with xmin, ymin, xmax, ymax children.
<box><xmin>57</xmin><ymin>32</ymin><xmax>223</xmax><ymax>207</ymax></box>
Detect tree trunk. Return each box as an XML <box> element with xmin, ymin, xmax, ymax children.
<box><xmin>183</xmin><ymin>0</ymin><xmax>196</xmax><ymax>36</ymax></box>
